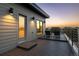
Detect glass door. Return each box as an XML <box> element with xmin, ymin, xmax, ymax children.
<box><xmin>19</xmin><ymin>14</ymin><xmax>25</xmax><ymax>43</ymax></box>
<box><xmin>36</xmin><ymin>20</ymin><xmax>43</xmax><ymax>35</ymax></box>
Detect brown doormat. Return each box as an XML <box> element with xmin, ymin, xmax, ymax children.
<box><xmin>17</xmin><ymin>42</ymin><xmax>37</xmax><ymax>50</ymax></box>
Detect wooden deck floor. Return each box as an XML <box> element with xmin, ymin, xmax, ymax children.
<box><xmin>0</xmin><ymin>39</ymin><xmax>75</xmax><ymax>56</ymax></box>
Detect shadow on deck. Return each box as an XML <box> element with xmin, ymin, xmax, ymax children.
<box><xmin>0</xmin><ymin>38</ymin><xmax>75</xmax><ymax>56</ymax></box>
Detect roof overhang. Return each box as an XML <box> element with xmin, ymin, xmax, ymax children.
<box><xmin>18</xmin><ymin>3</ymin><xmax>49</xmax><ymax>18</ymax></box>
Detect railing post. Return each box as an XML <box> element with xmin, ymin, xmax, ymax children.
<box><xmin>72</xmin><ymin>30</ymin><xmax>73</xmax><ymax>46</ymax></box>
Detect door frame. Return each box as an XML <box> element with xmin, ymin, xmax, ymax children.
<box><xmin>18</xmin><ymin>14</ymin><xmax>27</xmax><ymax>44</ymax></box>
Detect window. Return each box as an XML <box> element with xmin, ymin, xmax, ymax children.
<box><xmin>36</xmin><ymin>20</ymin><xmax>43</xmax><ymax>35</ymax></box>
<box><xmin>19</xmin><ymin>15</ymin><xmax>25</xmax><ymax>38</ymax></box>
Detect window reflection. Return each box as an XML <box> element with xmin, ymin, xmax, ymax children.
<box><xmin>19</xmin><ymin>15</ymin><xmax>25</xmax><ymax>38</ymax></box>
<box><xmin>37</xmin><ymin>20</ymin><xmax>43</xmax><ymax>35</ymax></box>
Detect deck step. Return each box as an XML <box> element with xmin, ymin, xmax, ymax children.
<box><xmin>17</xmin><ymin>42</ymin><xmax>37</xmax><ymax>50</ymax></box>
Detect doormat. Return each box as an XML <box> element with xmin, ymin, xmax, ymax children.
<box><xmin>17</xmin><ymin>43</ymin><xmax>37</xmax><ymax>51</ymax></box>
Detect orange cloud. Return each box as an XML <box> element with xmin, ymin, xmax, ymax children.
<box><xmin>46</xmin><ymin>18</ymin><xmax>79</xmax><ymax>28</ymax></box>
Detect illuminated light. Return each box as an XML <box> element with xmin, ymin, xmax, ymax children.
<box><xmin>30</xmin><ymin>16</ymin><xmax>35</xmax><ymax>27</ymax></box>
<box><xmin>10</xmin><ymin>13</ymin><xmax>13</xmax><ymax>16</ymax></box>
<box><xmin>31</xmin><ymin>20</ymin><xmax>34</xmax><ymax>24</ymax></box>
<box><xmin>2</xmin><ymin>15</ymin><xmax>16</xmax><ymax>25</ymax></box>
<box><xmin>3</xmin><ymin>15</ymin><xmax>15</xmax><ymax>20</ymax></box>
<box><xmin>30</xmin><ymin>20</ymin><xmax>35</xmax><ymax>29</ymax></box>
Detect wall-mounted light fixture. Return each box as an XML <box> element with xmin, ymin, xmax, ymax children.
<box><xmin>9</xmin><ymin>8</ymin><xmax>13</xmax><ymax>15</ymax></box>
<box><xmin>43</xmin><ymin>21</ymin><xmax>45</xmax><ymax>23</ymax></box>
<box><xmin>31</xmin><ymin>16</ymin><xmax>35</xmax><ymax>20</ymax></box>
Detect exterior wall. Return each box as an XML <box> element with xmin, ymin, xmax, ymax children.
<box><xmin>0</xmin><ymin>4</ymin><xmax>46</xmax><ymax>54</ymax></box>
<box><xmin>0</xmin><ymin>4</ymin><xmax>18</xmax><ymax>54</ymax></box>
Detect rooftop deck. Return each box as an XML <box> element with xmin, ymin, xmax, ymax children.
<box><xmin>0</xmin><ymin>33</ymin><xmax>75</xmax><ymax>56</ymax></box>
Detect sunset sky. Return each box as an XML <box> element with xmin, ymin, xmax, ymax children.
<box><xmin>37</xmin><ymin>3</ymin><xmax>79</xmax><ymax>28</ymax></box>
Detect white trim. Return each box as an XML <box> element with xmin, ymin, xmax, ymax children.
<box><xmin>64</xmin><ymin>33</ymin><xmax>78</xmax><ymax>56</ymax></box>
<box><xmin>18</xmin><ymin>40</ymin><xmax>25</xmax><ymax>44</ymax></box>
